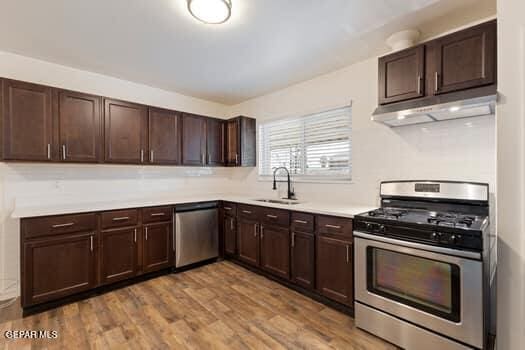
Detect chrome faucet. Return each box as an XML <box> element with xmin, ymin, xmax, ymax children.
<box><xmin>272</xmin><ymin>167</ymin><xmax>296</xmax><ymax>200</ymax></box>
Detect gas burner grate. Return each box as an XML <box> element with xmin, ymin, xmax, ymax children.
<box><xmin>368</xmin><ymin>208</ymin><xmax>408</xmax><ymax>219</ymax></box>
<box><xmin>427</xmin><ymin>213</ymin><xmax>476</xmax><ymax>228</ymax></box>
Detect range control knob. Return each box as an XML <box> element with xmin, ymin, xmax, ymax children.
<box><xmin>379</xmin><ymin>225</ymin><xmax>387</xmax><ymax>233</ymax></box>
<box><xmin>431</xmin><ymin>232</ymin><xmax>441</xmax><ymax>241</ymax></box>
<box><xmin>366</xmin><ymin>223</ymin><xmax>373</xmax><ymax>231</ymax></box>
<box><xmin>450</xmin><ymin>234</ymin><xmax>462</xmax><ymax>245</ymax></box>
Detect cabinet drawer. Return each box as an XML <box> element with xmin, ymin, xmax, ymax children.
<box><xmin>261</xmin><ymin>207</ymin><xmax>290</xmax><ymax>227</ymax></box>
<box><xmin>317</xmin><ymin>215</ymin><xmax>352</xmax><ymax>238</ymax></box>
<box><xmin>22</xmin><ymin>213</ymin><xmax>97</xmax><ymax>239</ymax></box>
<box><xmin>291</xmin><ymin>212</ymin><xmax>315</xmax><ymax>233</ymax></box>
<box><xmin>101</xmin><ymin>209</ymin><xmax>139</xmax><ymax>229</ymax></box>
<box><xmin>222</xmin><ymin>202</ymin><xmax>237</xmax><ymax>217</ymax></box>
<box><xmin>142</xmin><ymin>206</ymin><xmax>172</xmax><ymax>224</ymax></box>
<box><xmin>238</xmin><ymin>204</ymin><xmax>259</xmax><ymax>220</ymax></box>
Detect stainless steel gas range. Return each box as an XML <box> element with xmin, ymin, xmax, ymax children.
<box><xmin>353</xmin><ymin>181</ymin><xmax>494</xmax><ymax>350</ymax></box>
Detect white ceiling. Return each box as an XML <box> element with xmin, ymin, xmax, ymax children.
<box><xmin>0</xmin><ymin>0</ymin><xmax>494</xmax><ymax>104</ymax></box>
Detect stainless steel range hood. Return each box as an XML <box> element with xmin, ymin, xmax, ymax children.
<box><xmin>372</xmin><ymin>88</ymin><xmax>497</xmax><ymax>127</ymax></box>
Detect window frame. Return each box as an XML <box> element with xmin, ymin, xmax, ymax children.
<box><xmin>257</xmin><ymin>105</ymin><xmax>352</xmax><ymax>184</ymax></box>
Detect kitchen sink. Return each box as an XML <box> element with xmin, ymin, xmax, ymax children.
<box><xmin>254</xmin><ymin>199</ymin><xmax>301</xmax><ymax>205</ymax></box>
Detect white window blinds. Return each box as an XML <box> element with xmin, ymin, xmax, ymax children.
<box><xmin>258</xmin><ymin>106</ymin><xmax>352</xmax><ymax>181</ymax></box>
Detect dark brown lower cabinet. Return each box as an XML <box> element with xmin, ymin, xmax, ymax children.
<box><xmin>224</xmin><ymin>215</ymin><xmax>237</xmax><ymax>256</ymax></box>
<box><xmin>22</xmin><ymin>232</ymin><xmax>96</xmax><ymax>307</ymax></box>
<box><xmin>291</xmin><ymin>231</ymin><xmax>315</xmax><ymax>289</ymax></box>
<box><xmin>316</xmin><ymin>235</ymin><xmax>353</xmax><ymax>306</ymax></box>
<box><xmin>237</xmin><ymin>218</ymin><xmax>259</xmax><ymax>267</ymax></box>
<box><xmin>260</xmin><ymin>225</ymin><xmax>290</xmax><ymax>280</ymax></box>
<box><xmin>100</xmin><ymin>227</ymin><xmax>138</xmax><ymax>284</ymax></box>
<box><xmin>143</xmin><ymin>222</ymin><xmax>172</xmax><ymax>273</ymax></box>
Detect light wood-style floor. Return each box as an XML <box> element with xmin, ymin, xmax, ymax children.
<box><xmin>0</xmin><ymin>261</ymin><xmax>397</xmax><ymax>349</ymax></box>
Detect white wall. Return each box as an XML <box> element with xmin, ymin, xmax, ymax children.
<box><xmin>0</xmin><ymin>52</ymin><xmax>235</xmax><ymax>300</ymax></box>
<box><xmin>229</xmin><ymin>55</ymin><xmax>496</xmax><ymax>207</ymax></box>
<box><xmin>496</xmin><ymin>0</ymin><xmax>525</xmax><ymax>348</ymax></box>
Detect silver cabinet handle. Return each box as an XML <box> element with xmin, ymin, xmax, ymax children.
<box><xmin>140</xmin><ymin>149</ymin><xmax>144</xmax><ymax>163</ymax></box>
<box><xmin>62</xmin><ymin>144</ymin><xmax>67</xmax><ymax>160</ymax></box>
<box><xmin>417</xmin><ymin>75</ymin><xmax>421</xmax><ymax>94</ymax></box>
<box><xmin>260</xmin><ymin>225</ymin><xmax>264</xmax><ymax>239</ymax></box>
<box><xmin>224</xmin><ymin>207</ymin><xmax>232</xmax><ymax>211</ymax></box>
<box><xmin>253</xmin><ymin>223</ymin><xmax>258</xmax><ymax>237</ymax></box>
<box><xmin>151</xmin><ymin>213</ymin><xmax>165</xmax><ymax>217</ymax></box>
<box><xmin>134</xmin><ymin>229</ymin><xmax>137</xmax><ymax>243</ymax></box>
<box><xmin>434</xmin><ymin>72</ymin><xmax>439</xmax><ymax>92</ymax></box>
<box><xmin>150</xmin><ymin>150</ymin><xmax>154</xmax><ymax>163</ymax></box>
<box><xmin>235</xmin><ymin>153</ymin><xmax>239</xmax><ymax>164</ymax></box>
<box><xmin>52</xmin><ymin>222</ymin><xmax>74</xmax><ymax>228</ymax></box>
<box><xmin>90</xmin><ymin>235</ymin><xmax>94</xmax><ymax>252</ymax></box>
<box><xmin>145</xmin><ymin>227</ymin><xmax>148</xmax><ymax>241</ymax></box>
<box><xmin>346</xmin><ymin>245</ymin><xmax>350</xmax><ymax>263</ymax></box>
<box><xmin>294</xmin><ymin>219</ymin><xmax>308</xmax><ymax>224</ymax></box>
<box><xmin>291</xmin><ymin>232</ymin><xmax>295</xmax><ymax>247</ymax></box>
<box><xmin>112</xmin><ymin>216</ymin><xmax>130</xmax><ymax>221</ymax></box>
<box><xmin>208</xmin><ymin>154</ymin><xmax>211</xmax><ymax>164</ymax></box>
<box><xmin>266</xmin><ymin>214</ymin><xmax>278</xmax><ymax>219</ymax></box>
<box><xmin>325</xmin><ymin>224</ymin><xmax>341</xmax><ymax>229</ymax></box>
<box><xmin>242</xmin><ymin>210</ymin><xmax>252</xmax><ymax>214</ymax></box>
<box><xmin>230</xmin><ymin>218</ymin><xmax>234</xmax><ymax>230</ymax></box>
<box><xmin>47</xmin><ymin>144</ymin><xmax>51</xmax><ymax>159</ymax></box>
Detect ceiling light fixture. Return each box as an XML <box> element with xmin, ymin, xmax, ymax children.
<box><xmin>187</xmin><ymin>0</ymin><xmax>232</xmax><ymax>24</ymax></box>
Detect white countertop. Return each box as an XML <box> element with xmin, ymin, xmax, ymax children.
<box><xmin>11</xmin><ymin>193</ymin><xmax>376</xmax><ymax>219</ymax></box>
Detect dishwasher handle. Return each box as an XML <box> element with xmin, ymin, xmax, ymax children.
<box><xmin>176</xmin><ymin>201</ymin><xmax>218</xmax><ymax>213</ymax></box>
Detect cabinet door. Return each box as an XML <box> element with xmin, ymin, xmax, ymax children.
<box><xmin>224</xmin><ymin>215</ymin><xmax>237</xmax><ymax>256</ymax></box>
<box><xmin>316</xmin><ymin>236</ymin><xmax>353</xmax><ymax>306</ymax></box>
<box><xmin>22</xmin><ymin>232</ymin><xmax>96</xmax><ymax>307</ymax></box>
<box><xmin>100</xmin><ymin>227</ymin><xmax>138</xmax><ymax>284</ymax></box>
<box><xmin>58</xmin><ymin>90</ymin><xmax>102</xmax><ymax>163</ymax></box>
<box><xmin>378</xmin><ymin>45</ymin><xmax>425</xmax><ymax>105</ymax></box>
<box><xmin>260</xmin><ymin>225</ymin><xmax>290</xmax><ymax>280</ymax></box>
<box><xmin>181</xmin><ymin>113</ymin><xmax>206</xmax><ymax>166</ymax></box>
<box><xmin>104</xmin><ymin>99</ymin><xmax>147</xmax><ymax>164</ymax></box>
<box><xmin>225</xmin><ymin>118</ymin><xmax>240</xmax><ymax>166</ymax></box>
<box><xmin>432</xmin><ymin>20</ymin><xmax>496</xmax><ymax>95</ymax></box>
<box><xmin>291</xmin><ymin>231</ymin><xmax>315</xmax><ymax>289</ymax></box>
<box><xmin>148</xmin><ymin>108</ymin><xmax>180</xmax><ymax>165</ymax></box>
<box><xmin>237</xmin><ymin>218</ymin><xmax>260</xmax><ymax>267</ymax></box>
<box><xmin>2</xmin><ymin>79</ymin><xmax>54</xmax><ymax>161</ymax></box>
<box><xmin>206</xmin><ymin>118</ymin><xmax>224</xmax><ymax>166</ymax></box>
<box><xmin>240</xmin><ymin>117</ymin><xmax>256</xmax><ymax>167</ymax></box>
<box><xmin>143</xmin><ymin>222</ymin><xmax>172</xmax><ymax>273</ymax></box>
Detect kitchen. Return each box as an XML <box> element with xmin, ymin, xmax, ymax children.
<box><xmin>0</xmin><ymin>0</ymin><xmax>522</xmax><ymax>349</ymax></box>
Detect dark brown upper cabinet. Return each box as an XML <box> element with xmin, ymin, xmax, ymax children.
<box><xmin>58</xmin><ymin>90</ymin><xmax>102</xmax><ymax>163</ymax></box>
<box><xmin>104</xmin><ymin>99</ymin><xmax>148</xmax><ymax>164</ymax></box>
<box><xmin>430</xmin><ymin>20</ymin><xmax>496</xmax><ymax>95</ymax></box>
<box><xmin>378</xmin><ymin>45</ymin><xmax>425</xmax><ymax>105</ymax></box>
<box><xmin>206</xmin><ymin>118</ymin><xmax>225</xmax><ymax>166</ymax></box>
<box><xmin>148</xmin><ymin>108</ymin><xmax>180</xmax><ymax>165</ymax></box>
<box><xmin>378</xmin><ymin>20</ymin><xmax>496</xmax><ymax>106</ymax></box>
<box><xmin>2</xmin><ymin>79</ymin><xmax>54</xmax><ymax>161</ymax></box>
<box><xmin>225</xmin><ymin>116</ymin><xmax>256</xmax><ymax>167</ymax></box>
<box><xmin>181</xmin><ymin>113</ymin><xmax>206</xmax><ymax>166</ymax></box>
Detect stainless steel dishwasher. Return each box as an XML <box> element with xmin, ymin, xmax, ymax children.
<box><xmin>175</xmin><ymin>202</ymin><xmax>219</xmax><ymax>268</ymax></box>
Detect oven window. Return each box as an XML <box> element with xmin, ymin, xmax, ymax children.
<box><xmin>367</xmin><ymin>247</ymin><xmax>460</xmax><ymax>322</ymax></box>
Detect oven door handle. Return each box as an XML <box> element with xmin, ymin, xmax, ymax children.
<box><xmin>353</xmin><ymin>231</ymin><xmax>481</xmax><ymax>260</ymax></box>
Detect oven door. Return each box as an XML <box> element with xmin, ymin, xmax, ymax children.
<box><xmin>354</xmin><ymin>231</ymin><xmax>483</xmax><ymax>349</ymax></box>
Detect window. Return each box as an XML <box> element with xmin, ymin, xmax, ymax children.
<box><xmin>258</xmin><ymin>106</ymin><xmax>352</xmax><ymax>181</ymax></box>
